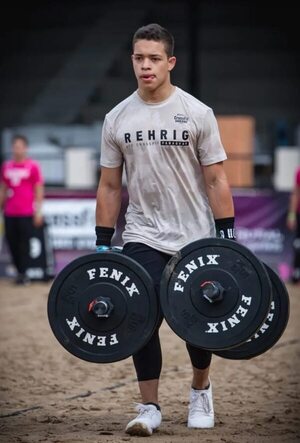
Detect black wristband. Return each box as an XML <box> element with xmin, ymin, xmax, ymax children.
<box><xmin>95</xmin><ymin>226</ymin><xmax>115</xmax><ymax>246</ymax></box>
<box><xmin>215</xmin><ymin>217</ymin><xmax>235</xmax><ymax>240</ymax></box>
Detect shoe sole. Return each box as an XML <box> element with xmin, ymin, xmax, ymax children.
<box><xmin>187</xmin><ymin>421</ymin><xmax>215</xmax><ymax>429</ymax></box>
<box><xmin>188</xmin><ymin>424</ymin><xmax>215</xmax><ymax>429</ymax></box>
<box><xmin>125</xmin><ymin>422</ymin><xmax>152</xmax><ymax>436</ymax></box>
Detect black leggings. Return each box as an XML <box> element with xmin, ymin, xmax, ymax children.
<box><xmin>123</xmin><ymin>242</ymin><xmax>212</xmax><ymax>381</ymax></box>
<box><xmin>4</xmin><ymin>216</ymin><xmax>33</xmax><ymax>275</ymax></box>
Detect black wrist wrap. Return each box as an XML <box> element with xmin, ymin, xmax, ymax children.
<box><xmin>214</xmin><ymin>217</ymin><xmax>235</xmax><ymax>240</ymax></box>
<box><xmin>95</xmin><ymin>226</ymin><xmax>115</xmax><ymax>246</ymax></box>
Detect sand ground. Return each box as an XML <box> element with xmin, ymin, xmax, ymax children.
<box><xmin>0</xmin><ymin>279</ymin><xmax>299</xmax><ymax>443</ymax></box>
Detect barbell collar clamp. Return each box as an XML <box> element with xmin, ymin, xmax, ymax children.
<box><xmin>88</xmin><ymin>296</ymin><xmax>114</xmax><ymax>318</ymax></box>
<box><xmin>200</xmin><ymin>280</ymin><xmax>224</xmax><ymax>303</ymax></box>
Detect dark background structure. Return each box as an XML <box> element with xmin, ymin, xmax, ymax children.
<box><xmin>0</xmin><ymin>0</ymin><xmax>299</xmax><ymax>183</ymax></box>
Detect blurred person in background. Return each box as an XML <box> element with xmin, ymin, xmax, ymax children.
<box><xmin>0</xmin><ymin>135</ymin><xmax>44</xmax><ymax>284</ymax></box>
<box><xmin>287</xmin><ymin>166</ymin><xmax>300</xmax><ymax>284</ymax></box>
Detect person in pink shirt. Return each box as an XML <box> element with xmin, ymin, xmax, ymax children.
<box><xmin>287</xmin><ymin>166</ymin><xmax>300</xmax><ymax>283</ymax></box>
<box><xmin>0</xmin><ymin>135</ymin><xmax>44</xmax><ymax>284</ymax></box>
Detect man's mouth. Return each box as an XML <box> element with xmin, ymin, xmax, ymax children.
<box><xmin>140</xmin><ymin>74</ymin><xmax>155</xmax><ymax>81</ymax></box>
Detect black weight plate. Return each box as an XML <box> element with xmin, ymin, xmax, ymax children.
<box><xmin>214</xmin><ymin>263</ymin><xmax>290</xmax><ymax>359</ymax></box>
<box><xmin>48</xmin><ymin>252</ymin><xmax>158</xmax><ymax>363</ymax></box>
<box><xmin>160</xmin><ymin>238</ymin><xmax>272</xmax><ymax>351</ymax></box>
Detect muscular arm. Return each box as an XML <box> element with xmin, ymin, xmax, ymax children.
<box><xmin>202</xmin><ymin>162</ymin><xmax>234</xmax><ymax>219</ymax></box>
<box><xmin>96</xmin><ymin>165</ymin><xmax>123</xmax><ymax>227</ymax></box>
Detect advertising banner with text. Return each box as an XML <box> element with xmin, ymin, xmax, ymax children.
<box><xmin>0</xmin><ymin>190</ymin><xmax>294</xmax><ymax>280</ymax></box>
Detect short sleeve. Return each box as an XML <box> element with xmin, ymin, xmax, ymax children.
<box><xmin>197</xmin><ymin>109</ymin><xmax>227</xmax><ymax>166</ymax></box>
<box><xmin>100</xmin><ymin>116</ymin><xmax>123</xmax><ymax>168</ymax></box>
<box><xmin>31</xmin><ymin>161</ymin><xmax>44</xmax><ymax>185</ymax></box>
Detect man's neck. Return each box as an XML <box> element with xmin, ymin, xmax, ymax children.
<box><xmin>138</xmin><ymin>83</ymin><xmax>175</xmax><ymax>104</ymax></box>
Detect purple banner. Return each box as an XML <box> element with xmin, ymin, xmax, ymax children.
<box><xmin>0</xmin><ymin>190</ymin><xmax>294</xmax><ymax>281</ymax></box>
<box><xmin>233</xmin><ymin>190</ymin><xmax>293</xmax><ymax>281</ymax></box>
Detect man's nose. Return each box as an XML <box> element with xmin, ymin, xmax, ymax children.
<box><xmin>141</xmin><ymin>58</ymin><xmax>151</xmax><ymax>69</ymax></box>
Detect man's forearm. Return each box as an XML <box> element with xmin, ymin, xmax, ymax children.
<box><xmin>96</xmin><ymin>186</ymin><xmax>122</xmax><ymax>227</ymax></box>
<box><xmin>206</xmin><ymin>176</ymin><xmax>234</xmax><ymax>219</ymax></box>
<box><xmin>206</xmin><ymin>176</ymin><xmax>235</xmax><ymax>239</ymax></box>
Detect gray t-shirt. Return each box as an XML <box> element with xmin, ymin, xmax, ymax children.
<box><xmin>100</xmin><ymin>87</ymin><xmax>227</xmax><ymax>255</ymax></box>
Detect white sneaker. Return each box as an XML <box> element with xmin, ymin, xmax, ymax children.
<box><xmin>125</xmin><ymin>403</ymin><xmax>162</xmax><ymax>436</ymax></box>
<box><xmin>187</xmin><ymin>381</ymin><xmax>214</xmax><ymax>428</ymax></box>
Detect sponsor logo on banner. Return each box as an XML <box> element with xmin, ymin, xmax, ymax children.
<box><xmin>43</xmin><ymin>199</ymin><xmax>96</xmax><ymax>250</ymax></box>
<box><xmin>237</xmin><ymin>228</ymin><xmax>284</xmax><ymax>253</ymax></box>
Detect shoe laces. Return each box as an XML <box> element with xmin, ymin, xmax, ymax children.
<box><xmin>190</xmin><ymin>392</ymin><xmax>211</xmax><ymax>416</ymax></box>
<box><xmin>134</xmin><ymin>403</ymin><xmax>157</xmax><ymax>419</ymax></box>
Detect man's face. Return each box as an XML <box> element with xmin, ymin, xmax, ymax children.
<box><xmin>132</xmin><ymin>39</ymin><xmax>176</xmax><ymax>93</ymax></box>
<box><xmin>12</xmin><ymin>139</ymin><xmax>27</xmax><ymax>161</ymax></box>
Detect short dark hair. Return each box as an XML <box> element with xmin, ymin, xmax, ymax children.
<box><xmin>12</xmin><ymin>134</ymin><xmax>28</xmax><ymax>146</ymax></box>
<box><xmin>132</xmin><ymin>23</ymin><xmax>175</xmax><ymax>57</ymax></box>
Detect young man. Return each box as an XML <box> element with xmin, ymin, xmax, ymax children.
<box><xmin>95</xmin><ymin>24</ymin><xmax>235</xmax><ymax>436</ymax></box>
<box><xmin>0</xmin><ymin>135</ymin><xmax>44</xmax><ymax>284</ymax></box>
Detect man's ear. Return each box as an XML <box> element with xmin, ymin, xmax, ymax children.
<box><xmin>168</xmin><ymin>56</ymin><xmax>177</xmax><ymax>72</ymax></box>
